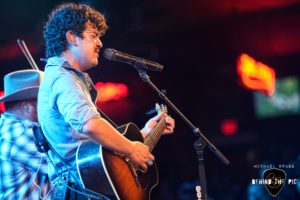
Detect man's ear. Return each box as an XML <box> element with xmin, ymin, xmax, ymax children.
<box><xmin>21</xmin><ymin>102</ymin><xmax>30</xmax><ymax>113</ymax></box>
<box><xmin>66</xmin><ymin>30</ymin><xmax>77</xmax><ymax>46</ymax></box>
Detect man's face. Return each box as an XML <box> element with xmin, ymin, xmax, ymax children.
<box><xmin>74</xmin><ymin>22</ymin><xmax>103</xmax><ymax>70</ymax></box>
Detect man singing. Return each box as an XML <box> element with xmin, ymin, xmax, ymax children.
<box><xmin>38</xmin><ymin>3</ymin><xmax>175</xmax><ymax>199</ymax></box>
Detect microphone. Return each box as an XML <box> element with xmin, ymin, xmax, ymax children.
<box><xmin>103</xmin><ymin>48</ymin><xmax>164</xmax><ymax>72</ymax></box>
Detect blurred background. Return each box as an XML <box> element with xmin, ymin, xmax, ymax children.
<box><xmin>0</xmin><ymin>0</ymin><xmax>299</xmax><ymax>199</ymax></box>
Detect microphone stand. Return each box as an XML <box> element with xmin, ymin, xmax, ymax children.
<box><xmin>134</xmin><ymin>63</ymin><xmax>230</xmax><ymax>200</ymax></box>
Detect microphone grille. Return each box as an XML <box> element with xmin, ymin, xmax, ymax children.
<box><xmin>103</xmin><ymin>48</ymin><xmax>114</xmax><ymax>60</ymax></box>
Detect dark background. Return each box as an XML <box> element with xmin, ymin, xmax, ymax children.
<box><xmin>1</xmin><ymin>0</ymin><xmax>299</xmax><ymax>199</ymax></box>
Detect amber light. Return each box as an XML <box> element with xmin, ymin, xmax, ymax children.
<box><xmin>237</xmin><ymin>53</ymin><xmax>276</xmax><ymax>96</ymax></box>
<box><xmin>95</xmin><ymin>82</ymin><xmax>129</xmax><ymax>103</ymax></box>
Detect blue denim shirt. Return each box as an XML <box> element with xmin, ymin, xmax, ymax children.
<box><xmin>38</xmin><ymin>56</ymin><xmax>100</xmax><ymax>183</ymax></box>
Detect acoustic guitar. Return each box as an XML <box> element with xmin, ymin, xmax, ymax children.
<box><xmin>76</xmin><ymin>104</ymin><xmax>168</xmax><ymax>200</ymax></box>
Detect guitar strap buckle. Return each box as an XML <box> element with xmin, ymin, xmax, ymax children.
<box><xmin>52</xmin><ymin>172</ymin><xmax>69</xmax><ymax>200</ymax></box>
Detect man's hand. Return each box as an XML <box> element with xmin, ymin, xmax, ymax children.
<box><xmin>127</xmin><ymin>141</ymin><xmax>155</xmax><ymax>171</ymax></box>
<box><xmin>141</xmin><ymin>113</ymin><xmax>175</xmax><ymax>138</ymax></box>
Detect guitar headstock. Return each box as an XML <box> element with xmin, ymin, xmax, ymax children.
<box><xmin>155</xmin><ymin>103</ymin><xmax>168</xmax><ymax>115</ymax></box>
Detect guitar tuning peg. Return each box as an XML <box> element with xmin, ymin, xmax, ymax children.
<box><xmin>146</xmin><ymin>108</ymin><xmax>157</xmax><ymax>115</ymax></box>
<box><xmin>155</xmin><ymin>103</ymin><xmax>160</xmax><ymax>110</ymax></box>
<box><xmin>162</xmin><ymin>104</ymin><xmax>168</xmax><ymax>114</ymax></box>
<box><xmin>146</xmin><ymin>103</ymin><xmax>161</xmax><ymax>115</ymax></box>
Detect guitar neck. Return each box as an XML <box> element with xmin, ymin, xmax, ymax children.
<box><xmin>144</xmin><ymin>116</ymin><xmax>167</xmax><ymax>152</ymax></box>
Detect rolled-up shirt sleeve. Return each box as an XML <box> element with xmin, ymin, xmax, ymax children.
<box><xmin>49</xmin><ymin>72</ymin><xmax>100</xmax><ymax>133</ymax></box>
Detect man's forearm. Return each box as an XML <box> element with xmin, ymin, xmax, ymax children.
<box><xmin>82</xmin><ymin>117</ymin><xmax>133</xmax><ymax>155</ymax></box>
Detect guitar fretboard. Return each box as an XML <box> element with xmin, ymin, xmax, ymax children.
<box><xmin>144</xmin><ymin>116</ymin><xmax>167</xmax><ymax>152</ymax></box>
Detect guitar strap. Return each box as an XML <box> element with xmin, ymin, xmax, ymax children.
<box><xmin>52</xmin><ymin>173</ymin><xmax>69</xmax><ymax>200</ymax></box>
<box><xmin>83</xmin><ymin>73</ymin><xmax>118</xmax><ymax>128</ymax></box>
<box><xmin>97</xmin><ymin>108</ymin><xmax>118</xmax><ymax>128</ymax></box>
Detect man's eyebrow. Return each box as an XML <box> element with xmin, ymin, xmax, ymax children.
<box><xmin>87</xmin><ymin>31</ymin><xmax>101</xmax><ymax>36</ymax></box>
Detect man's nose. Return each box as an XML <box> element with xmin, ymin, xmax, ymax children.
<box><xmin>96</xmin><ymin>38</ymin><xmax>103</xmax><ymax>48</ymax></box>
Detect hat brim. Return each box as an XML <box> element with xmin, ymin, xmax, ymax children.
<box><xmin>0</xmin><ymin>87</ymin><xmax>39</xmax><ymax>102</ymax></box>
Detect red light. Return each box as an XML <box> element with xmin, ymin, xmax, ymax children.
<box><xmin>0</xmin><ymin>91</ymin><xmax>5</xmax><ymax>113</ymax></box>
<box><xmin>221</xmin><ymin>119</ymin><xmax>238</xmax><ymax>136</ymax></box>
<box><xmin>95</xmin><ymin>82</ymin><xmax>129</xmax><ymax>103</ymax></box>
<box><xmin>0</xmin><ymin>42</ymin><xmax>38</xmax><ymax>61</ymax></box>
<box><xmin>237</xmin><ymin>53</ymin><xmax>276</xmax><ymax>96</ymax></box>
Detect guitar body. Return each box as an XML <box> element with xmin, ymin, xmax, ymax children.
<box><xmin>76</xmin><ymin>123</ymin><xmax>159</xmax><ymax>200</ymax></box>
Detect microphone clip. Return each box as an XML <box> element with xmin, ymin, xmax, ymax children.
<box><xmin>134</xmin><ymin>62</ymin><xmax>151</xmax><ymax>83</ymax></box>
<box><xmin>134</xmin><ymin>61</ymin><xmax>148</xmax><ymax>73</ymax></box>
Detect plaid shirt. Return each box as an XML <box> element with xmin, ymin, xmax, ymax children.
<box><xmin>0</xmin><ymin>113</ymin><xmax>52</xmax><ymax>199</ymax></box>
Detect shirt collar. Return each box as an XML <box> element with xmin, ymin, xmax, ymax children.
<box><xmin>46</xmin><ymin>56</ymin><xmax>87</xmax><ymax>77</ymax></box>
<box><xmin>1</xmin><ymin>112</ymin><xmax>38</xmax><ymax>127</ymax></box>
<box><xmin>46</xmin><ymin>56</ymin><xmax>66</xmax><ymax>67</ymax></box>
<box><xmin>2</xmin><ymin>112</ymin><xmax>21</xmax><ymax>120</ymax></box>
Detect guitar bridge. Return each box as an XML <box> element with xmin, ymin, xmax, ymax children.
<box><xmin>124</xmin><ymin>157</ymin><xmax>141</xmax><ymax>187</ymax></box>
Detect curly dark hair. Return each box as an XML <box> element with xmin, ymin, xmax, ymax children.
<box><xmin>44</xmin><ymin>3</ymin><xmax>108</xmax><ymax>58</ymax></box>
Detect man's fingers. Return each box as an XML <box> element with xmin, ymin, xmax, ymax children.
<box><xmin>140</xmin><ymin>163</ymin><xmax>148</xmax><ymax>171</ymax></box>
<box><xmin>166</xmin><ymin>117</ymin><xmax>175</xmax><ymax>128</ymax></box>
<box><xmin>149</xmin><ymin>153</ymin><xmax>155</xmax><ymax>161</ymax></box>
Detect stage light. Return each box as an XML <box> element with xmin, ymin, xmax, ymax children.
<box><xmin>95</xmin><ymin>82</ymin><xmax>129</xmax><ymax>103</ymax></box>
<box><xmin>237</xmin><ymin>53</ymin><xmax>276</xmax><ymax>96</ymax></box>
<box><xmin>0</xmin><ymin>91</ymin><xmax>5</xmax><ymax>112</ymax></box>
<box><xmin>221</xmin><ymin>119</ymin><xmax>238</xmax><ymax>136</ymax></box>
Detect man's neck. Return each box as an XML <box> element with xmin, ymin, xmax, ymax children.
<box><xmin>61</xmin><ymin>51</ymin><xmax>83</xmax><ymax>72</ymax></box>
<box><xmin>5</xmin><ymin>111</ymin><xmax>24</xmax><ymax>120</ymax></box>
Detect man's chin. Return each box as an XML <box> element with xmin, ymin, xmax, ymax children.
<box><xmin>91</xmin><ymin>59</ymin><xmax>99</xmax><ymax>67</ymax></box>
